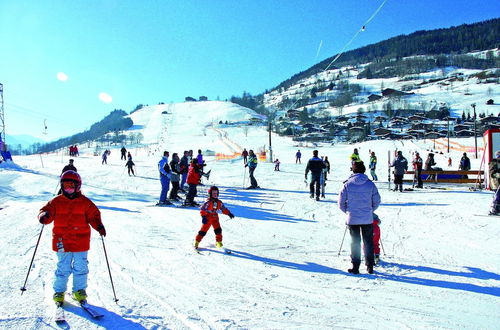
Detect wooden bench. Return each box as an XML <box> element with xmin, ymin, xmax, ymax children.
<box><xmin>403</xmin><ymin>170</ymin><xmax>484</xmax><ymax>184</ymax></box>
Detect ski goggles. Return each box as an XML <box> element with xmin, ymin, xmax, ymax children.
<box><xmin>62</xmin><ymin>181</ymin><xmax>76</xmax><ymax>193</ymax></box>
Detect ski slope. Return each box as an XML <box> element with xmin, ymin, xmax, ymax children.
<box><xmin>1</xmin><ymin>102</ymin><xmax>499</xmax><ymax>329</ymax></box>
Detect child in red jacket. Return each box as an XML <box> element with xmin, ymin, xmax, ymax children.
<box><xmin>373</xmin><ymin>213</ymin><xmax>381</xmax><ymax>264</ymax></box>
<box><xmin>194</xmin><ymin>186</ymin><xmax>234</xmax><ymax>249</ymax></box>
<box><xmin>38</xmin><ymin>170</ymin><xmax>106</xmax><ymax>306</ymax></box>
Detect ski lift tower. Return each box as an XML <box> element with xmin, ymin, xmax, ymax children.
<box><xmin>0</xmin><ymin>83</ymin><xmax>5</xmax><ymax>151</ymax></box>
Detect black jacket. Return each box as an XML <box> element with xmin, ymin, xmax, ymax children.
<box><xmin>305</xmin><ymin>157</ymin><xmax>326</xmax><ymax>176</ymax></box>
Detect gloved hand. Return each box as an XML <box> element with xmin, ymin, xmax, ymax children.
<box><xmin>304</xmin><ymin>174</ymin><xmax>308</xmax><ymax>180</ymax></box>
<box><xmin>228</xmin><ymin>212</ymin><xmax>235</xmax><ymax>219</ymax></box>
<box><xmin>244</xmin><ymin>164</ymin><xmax>248</xmax><ymax>168</ymax></box>
<box><xmin>39</xmin><ymin>211</ymin><xmax>49</xmax><ymax>224</ymax></box>
<box><xmin>97</xmin><ymin>224</ymin><xmax>106</xmax><ymax>237</ymax></box>
<box><xmin>202</xmin><ymin>216</ymin><xmax>208</xmax><ymax>224</ymax></box>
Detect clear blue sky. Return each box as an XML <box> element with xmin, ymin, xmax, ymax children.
<box><xmin>1</xmin><ymin>0</ymin><xmax>499</xmax><ymax>141</ymax></box>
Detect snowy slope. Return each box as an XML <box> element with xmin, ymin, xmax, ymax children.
<box><xmin>1</xmin><ymin>102</ymin><xmax>499</xmax><ymax>329</ymax></box>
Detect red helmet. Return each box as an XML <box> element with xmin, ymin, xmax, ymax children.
<box><xmin>208</xmin><ymin>186</ymin><xmax>219</xmax><ymax>198</ymax></box>
<box><xmin>61</xmin><ymin>170</ymin><xmax>81</xmax><ymax>193</ymax></box>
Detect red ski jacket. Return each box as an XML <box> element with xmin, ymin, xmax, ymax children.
<box><xmin>200</xmin><ymin>198</ymin><xmax>231</xmax><ymax>221</ymax></box>
<box><xmin>186</xmin><ymin>163</ymin><xmax>202</xmax><ymax>184</ymax></box>
<box><xmin>39</xmin><ymin>193</ymin><xmax>103</xmax><ymax>252</ymax></box>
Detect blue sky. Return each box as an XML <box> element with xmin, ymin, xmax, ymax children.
<box><xmin>1</xmin><ymin>0</ymin><xmax>499</xmax><ymax>141</ymax></box>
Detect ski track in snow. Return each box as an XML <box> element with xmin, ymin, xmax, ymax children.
<box><xmin>1</xmin><ymin>102</ymin><xmax>500</xmax><ymax>329</ymax></box>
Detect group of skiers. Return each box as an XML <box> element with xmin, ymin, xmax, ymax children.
<box><xmin>68</xmin><ymin>145</ymin><xmax>79</xmax><ymax>157</ymax></box>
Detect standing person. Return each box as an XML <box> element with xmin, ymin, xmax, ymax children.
<box><xmin>38</xmin><ymin>170</ymin><xmax>106</xmax><ymax>305</ymax></box>
<box><xmin>241</xmin><ymin>148</ymin><xmax>248</xmax><ymax>165</ymax></box>
<box><xmin>74</xmin><ymin>145</ymin><xmax>79</xmax><ymax>157</ymax></box>
<box><xmin>179</xmin><ymin>151</ymin><xmax>189</xmax><ymax>192</ymax></box>
<box><xmin>61</xmin><ymin>159</ymin><xmax>77</xmax><ymax>174</ymax></box>
<box><xmin>390</xmin><ymin>151</ymin><xmax>408</xmax><ymax>192</ymax></box>
<box><xmin>197</xmin><ymin>149</ymin><xmax>205</xmax><ymax>168</ymax></box>
<box><xmin>324</xmin><ymin>156</ymin><xmax>331</xmax><ymax>180</ymax></box>
<box><xmin>369</xmin><ymin>152</ymin><xmax>378</xmax><ymax>181</ymax></box>
<box><xmin>338</xmin><ymin>162</ymin><xmax>381</xmax><ymax>274</ymax></box>
<box><xmin>169</xmin><ymin>153</ymin><xmax>181</xmax><ymax>201</ymax></box>
<box><xmin>245</xmin><ymin>150</ymin><xmax>259</xmax><ymax>189</ymax></box>
<box><xmin>295</xmin><ymin>150</ymin><xmax>302</xmax><ymax>164</ymax></box>
<box><xmin>305</xmin><ymin>150</ymin><xmax>326</xmax><ymax>201</ymax></box>
<box><xmin>372</xmin><ymin>213</ymin><xmax>381</xmax><ymax>265</ymax></box>
<box><xmin>101</xmin><ymin>150</ymin><xmax>108</xmax><ymax>165</ymax></box>
<box><xmin>127</xmin><ymin>152</ymin><xmax>132</xmax><ymax>161</ymax></box>
<box><xmin>125</xmin><ymin>158</ymin><xmax>135</xmax><ymax>176</ymax></box>
<box><xmin>157</xmin><ymin>151</ymin><xmax>171</xmax><ymax>205</ymax></box>
<box><xmin>425</xmin><ymin>152</ymin><xmax>437</xmax><ymax>181</ymax></box>
<box><xmin>412</xmin><ymin>152</ymin><xmax>423</xmax><ymax>188</ymax></box>
<box><xmin>459</xmin><ymin>152</ymin><xmax>471</xmax><ymax>179</ymax></box>
<box><xmin>350</xmin><ymin>148</ymin><xmax>362</xmax><ymax>165</ymax></box>
<box><xmin>274</xmin><ymin>159</ymin><xmax>280</xmax><ymax>171</ymax></box>
<box><xmin>120</xmin><ymin>147</ymin><xmax>127</xmax><ymax>161</ymax></box>
<box><xmin>184</xmin><ymin>159</ymin><xmax>202</xmax><ymax>206</ymax></box>
<box><xmin>194</xmin><ymin>186</ymin><xmax>235</xmax><ymax>250</ymax></box>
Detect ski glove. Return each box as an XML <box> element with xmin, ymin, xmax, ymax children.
<box><xmin>39</xmin><ymin>211</ymin><xmax>49</xmax><ymax>224</ymax></box>
<box><xmin>244</xmin><ymin>164</ymin><xmax>248</xmax><ymax>168</ymax></box>
<box><xmin>97</xmin><ymin>224</ymin><xmax>106</xmax><ymax>237</ymax></box>
<box><xmin>202</xmin><ymin>216</ymin><xmax>208</xmax><ymax>224</ymax></box>
<box><xmin>228</xmin><ymin>213</ymin><xmax>235</xmax><ymax>219</ymax></box>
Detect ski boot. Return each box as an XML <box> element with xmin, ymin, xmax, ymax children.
<box><xmin>215</xmin><ymin>241</ymin><xmax>223</xmax><ymax>248</ymax></box>
<box><xmin>53</xmin><ymin>292</ymin><xmax>65</xmax><ymax>306</ymax></box>
<box><xmin>367</xmin><ymin>265</ymin><xmax>374</xmax><ymax>274</ymax></box>
<box><xmin>72</xmin><ymin>289</ymin><xmax>87</xmax><ymax>303</ymax></box>
<box><xmin>347</xmin><ymin>267</ymin><xmax>360</xmax><ymax>274</ymax></box>
<box><xmin>194</xmin><ymin>240</ymin><xmax>200</xmax><ymax>249</ymax></box>
<box><xmin>315</xmin><ymin>196</ymin><xmax>320</xmax><ymax>201</ymax></box>
<box><xmin>374</xmin><ymin>254</ymin><xmax>380</xmax><ymax>265</ymax></box>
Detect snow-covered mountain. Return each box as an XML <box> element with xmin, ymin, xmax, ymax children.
<box><xmin>1</xmin><ymin>100</ymin><xmax>498</xmax><ymax>329</ymax></box>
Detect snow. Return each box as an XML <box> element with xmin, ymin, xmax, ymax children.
<box><xmin>1</xmin><ymin>102</ymin><xmax>499</xmax><ymax>329</ymax></box>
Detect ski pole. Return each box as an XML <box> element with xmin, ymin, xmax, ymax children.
<box><xmin>380</xmin><ymin>236</ymin><xmax>386</xmax><ymax>256</ymax></box>
<box><xmin>337</xmin><ymin>226</ymin><xmax>348</xmax><ymax>256</ymax></box>
<box><xmin>101</xmin><ymin>236</ymin><xmax>119</xmax><ymax>303</ymax></box>
<box><xmin>20</xmin><ymin>225</ymin><xmax>45</xmax><ymax>295</ymax></box>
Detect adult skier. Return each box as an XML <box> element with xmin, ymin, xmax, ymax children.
<box><xmin>125</xmin><ymin>159</ymin><xmax>135</xmax><ymax>176</ymax></box>
<box><xmin>390</xmin><ymin>151</ymin><xmax>408</xmax><ymax>192</ymax></box>
<box><xmin>338</xmin><ymin>162</ymin><xmax>381</xmax><ymax>274</ymax></box>
<box><xmin>120</xmin><ymin>147</ymin><xmax>127</xmax><ymax>160</ymax></box>
<box><xmin>245</xmin><ymin>150</ymin><xmax>259</xmax><ymax>189</ymax></box>
<box><xmin>194</xmin><ymin>186</ymin><xmax>235</xmax><ymax>250</ymax></box>
<box><xmin>459</xmin><ymin>152</ymin><xmax>471</xmax><ymax>179</ymax></box>
<box><xmin>157</xmin><ymin>151</ymin><xmax>172</xmax><ymax>205</ymax></box>
<box><xmin>169</xmin><ymin>153</ymin><xmax>181</xmax><ymax>201</ymax></box>
<box><xmin>369</xmin><ymin>152</ymin><xmax>378</xmax><ymax>181</ymax></box>
<box><xmin>38</xmin><ymin>170</ymin><xmax>106</xmax><ymax>305</ymax></box>
<box><xmin>61</xmin><ymin>159</ymin><xmax>77</xmax><ymax>174</ymax></box>
<box><xmin>350</xmin><ymin>148</ymin><xmax>362</xmax><ymax>165</ymax></box>
<box><xmin>295</xmin><ymin>150</ymin><xmax>302</xmax><ymax>164</ymax></box>
<box><xmin>305</xmin><ymin>150</ymin><xmax>326</xmax><ymax>201</ymax></box>
<box><xmin>241</xmin><ymin>148</ymin><xmax>248</xmax><ymax>164</ymax></box>
<box><xmin>179</xmin><ymin>150</ymin><xmax>189</xmax><ymax>192</ymax></box>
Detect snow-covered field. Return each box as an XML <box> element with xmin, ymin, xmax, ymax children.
<box><xmin>1</xmin><ymin>102</ymin><xmax>499</xmax><ymax>329</ymax></box>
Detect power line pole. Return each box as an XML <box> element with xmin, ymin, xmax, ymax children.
<box><xmin>472</xmin><ymin>103</ymin><xmax>478</xmax><ymax>159</ymax></box>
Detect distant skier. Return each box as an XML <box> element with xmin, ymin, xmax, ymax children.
<box><xmin>125</xmin><ymin>159</ymin><xmax>135</xmax><ymax>176</ymax></box>
<box><xmin>390</xmin><ymin>151</ymin><xmax>408</xmax><ymax>192</ymax></box>
<box><xmin>120</xmin><ymin>147</ymin><xmax>127</xmax><ymax>160</ymax></box>
<box><xmin>169</xmin><ymin>153</ymin><xmax>181</xmax><ymax>201</ymax></box>
<box><xmin>38</xmin><ymin>170</ymin><xmax>106</xmax><ymax>305</ymax></box>
<box><xmin>459</xmin><ymin>152</ymin><xmax>471</xmax><ymax>179</ymax></box>
<box><xmin>245</xmin><ymin>150</ymin><xmax>259</xmax><ymax>189</ymax></box>
<box><xmin>369</xmin><ymin>152</ymin><xmax>378</xmax><ymax>181</ymax></box>
<box><xmin>274</xmin><ymin>159</ymin><xmax>280</xmax><ymax>171</ymax></box>
<box><xmin>338</xmin><ymin>161</ymin><xmax>381</xmax><ymax>274</ymax></box>
<box><xmin>101</xmin><ymin>150</ymin><xmax>108</xmax><ymax>165</ymax></box>
<box><xmin>157</xmin><ymin>151</ymin><xmax>172</xmax><ymax>205</ymax></box>
<box><xmin>372</xmin><ymin>213</ymin><xmax>381</xmax><ymax>265</ymax></box>
<box><xmin>194</xmin><ymin>186</ymin><xmax>235</xmax><ymax>250</ymax></box>
<box><xmin>184</xmin><ymin>158</ymin><xmax>202</xmax><ymax>206</ymax></box>
<box><xmin>350</xmin><ymin>148</ymin><xmax>362</xmax><ymax>165</ymax></box>
<box><xmin>241</xmin><ymin>148</ymin><xmax>248</xmax><ymax>164</ymax></box>
<box><xmin>425</xmin><ymin>152</ymin><xmax>437</xmax><ymax>181</ymax></box>
<box><xmin>179</xmin><ymin>150</ymin><xmax>189</xmax><ymax>192</ymax></box>
<box><xmin>412</xmin><ymin>152</ymin><xmax>423</xmax><ymax>188</ymax></box>
<box><xmin>323</xmin><ymin>156</ymin><xmax>331</xmax><ymax>180</ymax></box>
<box><xmin>305</xmin><ymin>150</ymin><xmax>326</xmax><ymax>201</ymax></box>
<box><xmin>127</xmin><ymin>151</ymin><xmax>132</xmax><ymax>161</ymax></box>
<box><xmin>61</xmin><ymin>159</ymin><xmax>77</xmax><ymax>174</ymax></box>
<box><xmin>296</xmin><ymin>150</ymin><xmax>302</xmax><ymax>164</ymax></box>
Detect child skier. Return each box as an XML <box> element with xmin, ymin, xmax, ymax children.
<box><xmin>38</xmin><ymin>170</ymin><xmax>106</xmax><ymax>306</ymax></box>
<box><xmin>194</xmin><ymin>186</ymin><xmax>235</xmax><ymax>250</ymax></box>
<box><xmin>274</xmin><ymin>159</ymin><xmax>280</xmax><ymax>171</ymax></box>
<box><xmin>125</xmin><ymin>159</ymin><xmax>135</xmax><ymax>176</ymax></box>
<box><xmin>373</xmin><ymin>213</ymin><xmax>381</xmax><ymax>264</ymax></box>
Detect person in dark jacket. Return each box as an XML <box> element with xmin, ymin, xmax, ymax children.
<box><xmin>169</xmin><ymin>153</ymin><xmax>181</xmax><ymax>200</ymax></box>
<box><xmin>179</xmin><ymin>150</ymin><xmax>189</xmax><ymax>192</ymax></box>
<box><xmin>412</xmin><ymin>152</ymin><xmax>423</xmax><ymax>188</ymax></box>
<box><xmin>61</xmin><ymin>159</ymin><xmax>77</xmax><ymax>174</ymax></box>
<box><xmin>390</xmin><ymin>151</ymin><xmax>408</xmax><ymax>192</ymax></box>
<box><xmin>120</xmin><ymin>147</ymin><xmax>127</xmax><ymax>160</ymax></box>
<box><xmin>338</xmin><ymin>161</ymin><xmax>381</xmax><ymax>274</ymax></box>
<box><xmin>245</xmin><ymin>150</ymin><xmax>259</xmax><ymax>189</ymax></box>
<box><xmin>241</xmin><ymin>148</ymin><xmax>248</xmax><ymax>164</ymax></box>
<box><xmin>305</xmin><ymin>150</ymin><xmax>326</xmax><ymax>201</ymax></box>
<box><xmin>125</xmin><ymin>159</ymin><xmax>135</xmax><ymax>176</ymax></box>
<box><xmin>459</xmin><ymin>152</ymin><xmax>471</xmax><ymax>179</ymax></box>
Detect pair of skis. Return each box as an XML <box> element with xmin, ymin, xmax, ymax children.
<box><xmin>54</xmin><ymin>295</ymin><xmax>103</xmax><ymax>324</ymax></box>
